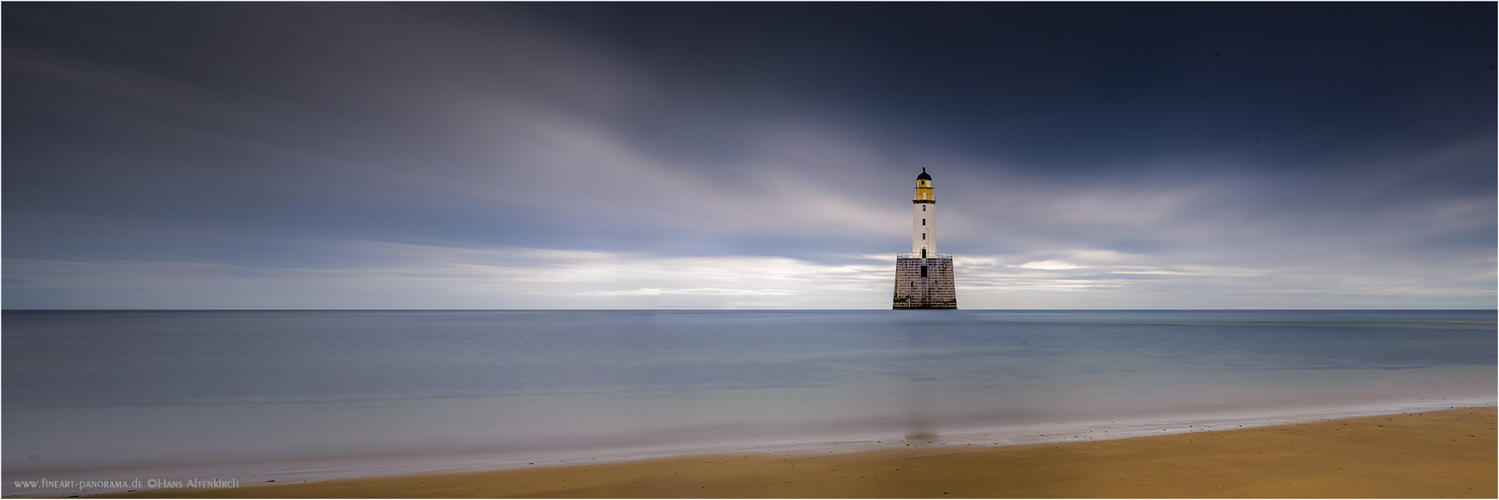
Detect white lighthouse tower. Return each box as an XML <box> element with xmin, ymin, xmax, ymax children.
<box><xmin>894</xmin><ymin>168</ymin><xmax>957</xmax><ymax>309</ymax></box>
<box><xmin>912</xmin><ymin>167</ymin><xmax>935</xmax><ymax>257</ymax></box>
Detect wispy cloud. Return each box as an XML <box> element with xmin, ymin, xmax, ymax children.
<box><xmin>8</xmin><ymin>236</ymin><xmax>1490</xmax><ymax>309</ymax></box>
<box><xmin>3</xmin><ymin>242</ymin><xmax>893</xmax><ymax>309</ymax></box>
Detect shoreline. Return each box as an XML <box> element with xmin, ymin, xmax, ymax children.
<box><xmin>89</xmin><ymin>405</ymin><xmax>1495</xmax><ymax>498</ymax></box>
<box><xmin>9</xmin><ymin>397</ymin><xmax>1490</xmax><ymax>497</ymax></box>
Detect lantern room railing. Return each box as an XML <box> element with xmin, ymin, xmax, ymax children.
<box><xmin>897</xmin><ymin>253</ymin><xmax>953</xmax><ymax>259</ymax></box>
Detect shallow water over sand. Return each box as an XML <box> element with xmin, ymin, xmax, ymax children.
<box><xmin>4</xmin><ymin>310</ymin><xmax>1494</xmax><ymax>495</ymax></box>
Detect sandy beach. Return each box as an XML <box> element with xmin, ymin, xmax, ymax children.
<box><xmin>101</xmin><ymin>406</ymin><xmax>1495</xmax><ymax>498</ymax></box>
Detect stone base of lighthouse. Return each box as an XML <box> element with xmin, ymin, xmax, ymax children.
<box><xmin>893</xmin><ymin>256</ymin><xmax>957</xmax><ymax>309</ymax></box>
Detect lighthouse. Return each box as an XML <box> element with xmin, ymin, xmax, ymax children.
<box><xmin>894</xmin><ymin>168</ymin><xmax>957</xmax><ymax>309</ymax></box>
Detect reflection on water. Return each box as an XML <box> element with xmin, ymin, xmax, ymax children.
<box><xmin>3</xmin><ymin>310</ymin><xmax>1494</xmax><ymax>489</ymax></box>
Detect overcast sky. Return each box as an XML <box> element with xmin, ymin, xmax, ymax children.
<box><xmin>4</xmin><ymin>3</ymin><xmax>1494</xmax><ymax>309</ymax></box>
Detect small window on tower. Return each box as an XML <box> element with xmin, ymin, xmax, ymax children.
<box><xmin>922</xmin><ymin>233</ymin><xmax>926</xmax><ymax>240</ymax></box>
<box><xmin>921</xmin><ymin>266</ymin><xmax>928</xmax><ymax>277</ymax></box>
<box><xmin>922</xmin><ymin>205</ymin><xmax>926</xmax><ymax>211</ymax></box>
<box><xmin>922</xmin><ymin>218</ymin><xmax>926</xmax><ymax>225</ymax></box>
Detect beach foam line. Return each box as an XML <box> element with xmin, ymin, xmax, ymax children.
<box><xmin>423</xmin><ymin>396</ymin><xmax>1499</xmax><ymax>469</ymax></box>
<box><xmin>97</xmin><ymin>405</ymin><xmax>1497</xmax><ymax>498</ymax></box>
<box><xmin>11</xmin><ymin>398</ymin><xmax>1490</xmax><ymax>497</ymax></box>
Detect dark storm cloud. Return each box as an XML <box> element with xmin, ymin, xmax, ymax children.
<box><xmin>525</xmin><ymin>3</ymin><xmax>1493</xmax><ymax>171</ymax></box>
<box><xmin>3</xmin><ymin>3</ymin><xmax>1493</xmax><ymax>308</ymax></box>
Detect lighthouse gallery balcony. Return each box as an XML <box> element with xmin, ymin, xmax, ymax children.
<box><xmin>896</xmin><ymin>252</ymin><xmax>952</xmax><ymax>259</ymax></box>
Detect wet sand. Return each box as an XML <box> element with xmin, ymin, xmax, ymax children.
<box><xmin>104</xmin><ymin>406</ymin><xmax>1495</xmax><ymax>498</ymax></box>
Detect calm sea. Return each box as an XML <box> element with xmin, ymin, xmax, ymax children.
<box><xmin>4</xmin><ymin>310</ymin><xmax>1494</xmax><ymax>495</ymax></box>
